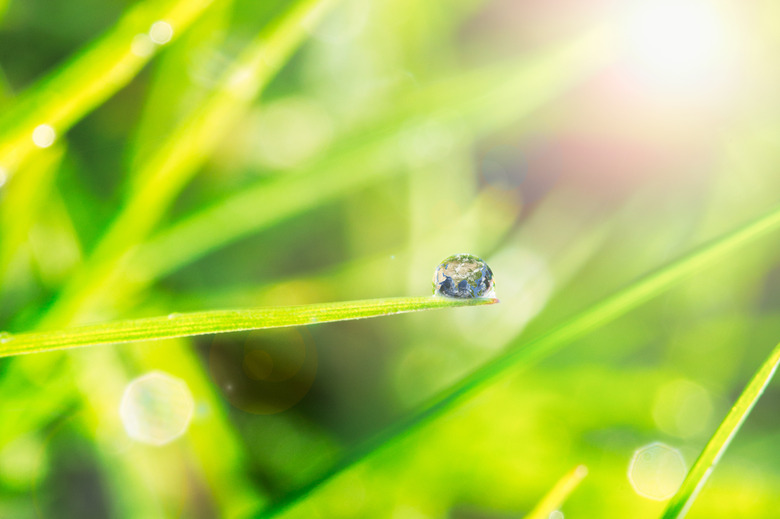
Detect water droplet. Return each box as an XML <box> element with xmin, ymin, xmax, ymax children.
<box><xmin>119</xmin><ymin>371</ymin><xmax>194</xmax><ymax>446</ymax></box>
<box><xmin>167</xmin><ymin>313</ymin><xmax>181</xmax><ymax>320</ymax></box>
<box><xmin>628</xmin><ymin>442</ymin><xmax>687</xmax><ymax>500</ymax></box>
<box><xmin>433</xmin><ymin>253</ymin><xmax>495</xmax><ymax>299</ymax></box>
<box><xmin>0</xmin><ymin>167</ymin><xmax>7</xmax><ymax>188</ymax></box>
<box><xmin>0</xmin><ymin>332</ymin><xmax>13</xmax><ymax>344</ymax></box>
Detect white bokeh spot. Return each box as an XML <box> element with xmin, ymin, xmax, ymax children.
<box><xmin>149</xmin><ymin>20</ymin><xmax>173</xmax><ymax>45</ymax></box>
<box><xmin>32</xmin><ymin>124</ymin><xmax>56</xmax><ymax>148</ymax></box>
<box><xmin>119</xmin><ymin>371</ymin><xmax>195</xmax><ymax>446</ymax></box>
<box><xmin>628</xmin><ymin>442</ymin><xmax>687</xmax><ymax>500</ymax></box>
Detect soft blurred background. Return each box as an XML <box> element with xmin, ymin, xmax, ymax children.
<box><xmin>1</xmin><ymin>0</ymin><xmax>780</xmax><ymax>517</ymax></box>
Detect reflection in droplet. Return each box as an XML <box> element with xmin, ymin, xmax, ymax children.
<box><xmin>149</xmin><ymin>20</ymin><xmax>173</xmax><ymax>45</ymax></box>
<box><xmin>628</xmin><ymin>442</ymin><xmax>687</xmax><ymax>500</ymax></box>
<box><xmin>119</xmin><ymin>371</ymin><xmax>195</xmax><ymax>446</ymax></box>
<box><xmin>433</xmin><ymin>253</ymin><xmax>495</xmax><ymax>299</ymax></box>
<box><xmin>209</xmin><ymin>328</ymin><xmax>317</xmax><ymax>415</ymax></box>
<box><xmin>32</xmin><ymin>125</ymin><xmax>56</xmax><ymax>148</ymax></box>
<box><xmin>130</xmin><ymin>33</ymin><xmax>155</xmax><ymax>57</ymax></box>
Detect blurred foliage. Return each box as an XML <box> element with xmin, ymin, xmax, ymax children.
<box><xmin>1</xmin><ymin>0</ymin><xmax>780</xmax><ymax>518</ymax></box>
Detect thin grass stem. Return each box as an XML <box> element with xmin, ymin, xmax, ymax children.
<box><xmin>0</xmin><ymin>297</ymin><xmax>498</xmax><ymax>357</ymax></box>
<box><xmin>661</xmin><ymin>340</ymin><xmax>780</xmax><ymax>519</ymax></box>
<box><xmin>256</xmin><ymin>201</ymin><xmax>780</xmax><ymax>517</ymax></box>
<box><xmin>524</xmin><ymin>465</ymin><xmax>589</xmax><ymax>519</ymax></box>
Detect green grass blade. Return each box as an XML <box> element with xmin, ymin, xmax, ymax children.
<box><xmin>0</xmin><ymin>0</ymin><xmax>216</xmax><ymax>175</ymax></box>
<box><xmin>256</xmin><ymin>202</ymin><xmax>780</xmax><ymax>517</ymax></box>
<box><xmin>661</xmin><ymin>340</ymin><xmax>780</xmax><ymax>519</ymax></box>
<box><xmin>39</xmin><ymin>0</ymin><xmax>338</xmax><ymax>328</ymax></box>
<box><xmin>524</xmin><ymin>465</ymin><xmax>589</xmax><ymax>519</ymax></box>
<box><xmin>131</xmin><ymin>33</ymin><xmax>607</xmax><ymax>287</ymax></box>
<box><xmin>0</xmin><ymin>296</ymin><xmax>497</xmax><ymax>357</ymax></box>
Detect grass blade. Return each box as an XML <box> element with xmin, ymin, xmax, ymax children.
<box><xmin>256</xmin><ymin>202</ymin><xmax>780</xmax><ymax>517</ymax></box>
<box><xmin>0</xmin><ymin>296</ymin><xmax>497</xmax><ymax>357</ymax></box>
<box><xmin>39</xmin><ymin>0</ymin><xmax>338</xmax><ymax>328</ymax></box>
<box><xmin>0</xmin><ymin>0</ymin><xmax>216</xmax><ymax>175</ymax></box>
<box><xmin>524</xmin><ymin>465</ymin><xmax>589</xmax><ymax>519</ymax></box>
<box><xmin>129</xmin><ymin>33</ymin><xmax>607</xmax><ymax>288</ymax></box>
<box><xmin>661</xmin><ymin>340</ymin><xmax>780</xmax><ymax>519</ymax></box>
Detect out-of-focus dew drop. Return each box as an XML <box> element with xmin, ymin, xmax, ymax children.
<box><xmin>149</xmin><ymin>20</ymin><xmax>173</xmax><ymax>45</ymax></box>
<box><xmin>628</xmin><ymin>442</ymin><xmax>687</xmax><ymax>500</ymax></box>
<box><xmin>652</xmin><ymin>379</ymin><xmax>713</xmax><ymax>438</ymax></box>
<box><xmin>549</xmin><ymin>511</ymin><xmax>564</xmax><ymax>519</ymax></box>
<box><xmin>0</xmin><ymin>166</ymin><xmax>7</xmax><ymax>189</ymax></box>
<box><xmin>31</xmin><ymin>124</ymin><xmax>56</xmax><ymax>148</ymax></box>
<box><xmin>119</xmin><ymin>371</ymin><xmax>195</xmax><ymax>446</ymax></box>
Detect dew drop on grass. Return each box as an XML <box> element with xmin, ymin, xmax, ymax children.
<box><xmin>167</xmin><ymin>313</ymin><xmax>181</xmax><ymax>320</ymax></box>
<box><xmin>433</xmin><ymin>253</ymin><xmax>495</xmax><ymax>298</ymax></box>
<box><xmin>0</xmin><ymin>332</ymin><xmax>13</xmax><ymax>344</ymax></box>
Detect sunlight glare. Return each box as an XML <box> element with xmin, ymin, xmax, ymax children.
<box><xmin>623</xmin><ymin>0</ymin><xmax>732</xmax><ymax>91</ymax></box>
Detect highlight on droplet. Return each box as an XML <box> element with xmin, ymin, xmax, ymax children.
<box><xmin>31</xmin><ymin>124</ymin><xmax>56</xmax><ymax>148</ymax></box>
<box><xmin>119</xmin><ymin>371</ymin><xmax>195</xmax><ymax>446</ymax></box>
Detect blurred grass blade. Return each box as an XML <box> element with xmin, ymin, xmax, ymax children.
<box><xmin>524</xmin><ymin>465</ymin><xmax>588</xmax><ymax>519</ymax></box>
<box><xmin>0</xmin><ymin>0</ymin><xmax>216</xmax><ymax>175</ymax></box>
<box><xmin>40</xmin><ymin>0</ymin><xmax>338</xmax><ymax>328</ymax></box>
<box><xmin>661</xmin><ymin>340</ymin><xmax>780</xmax><ymax>519</ymax></box>
<box><xmin>257</xmin><ymin>202</ymin><xmax>780</xmax><ymax>517</ymax></box>
<box><xmin>0</xmin><ymin>297</ymin><xmax>497</xmax><ymax>357</ymax></box>
<box><xmin>131</xmin><ymin>32</ymin><xmax>608</xmax><ymax>287</ymax></box>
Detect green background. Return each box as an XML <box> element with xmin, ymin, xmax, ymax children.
<box><xmin>1</xmin><ymin>0</ymin><xmax>780</xmax><ymax>517</ymax></box>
